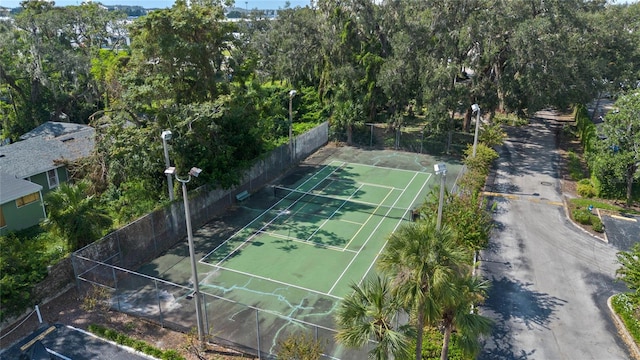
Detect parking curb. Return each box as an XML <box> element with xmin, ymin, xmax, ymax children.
<box><xmin>608</xmin><ymin>295</ymin><xmax>640</xmax><ymax>360</ymax></box>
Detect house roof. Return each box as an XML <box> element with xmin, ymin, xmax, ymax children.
<box><xmin>0</xmin><ymin>172</ymin><xmax>43</xmax><ymax>204</ymax></box>
<box><xmin>19</xmin><ymin>121</ymin><xmax>93</xmax><ymax>140</ymax></box>
<box><xmin>0</xmin><ymin>127</ymin><xmax>95</xmax><ymax>179</ymax></box>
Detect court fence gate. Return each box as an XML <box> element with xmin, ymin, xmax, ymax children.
<box><xmin>70</xmin><ymin>121</ymin><xmax>372</xmax><ymax>358</ymax></box>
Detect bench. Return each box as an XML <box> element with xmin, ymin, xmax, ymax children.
<box><xmin>235</xmin><ymin>190</ymin><xmax>250</xmax><ymax>202</ymax></box>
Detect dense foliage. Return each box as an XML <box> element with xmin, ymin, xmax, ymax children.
<box><xmin>0</xmin><ymin>230</ymin><xmax>65</xmax><ymax>320</ymax></box>
<box><xmin>1</xmin><ymin>0</ymin><xmax>640</xmax><ymax>351</ymax></box>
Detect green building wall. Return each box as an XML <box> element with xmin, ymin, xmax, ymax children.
<box><xmin>0</xmin><ymin>194</ymin><xmax>46</xmax><ymax>235</ymax></box>
<box><xmin>28</xmin><ymin>167</ymin><xmax>69</xmax><ymax>197</ymax></box>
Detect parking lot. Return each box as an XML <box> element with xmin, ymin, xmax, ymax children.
<box><xmin>602</xmin><ymin>213</ymin><xmax>640</xmax><ymax>252</ymax></box>
<box><xmin>0</xmin><ymin>323</ymin><xmax>152</xmax><ymax>360</ymax></box>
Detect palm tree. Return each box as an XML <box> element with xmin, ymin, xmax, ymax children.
<box><xmin>377</xmin><ymin>219</ymin><xmax>470</xmax><ymax>360</ymax></box>
<box><xmin>43</xmin><ymin>181</ymin><xmax>112</xmax><ymax>250</ymax></box>
<box><xmin>437</xmin><ymin>274</ymin><xmax>493</xmax><ymax>360</ymax></box>
<box><xmin>335</xmin><ymin>275</ymin><xmax>414</xmax><ymax>360</ymax></box>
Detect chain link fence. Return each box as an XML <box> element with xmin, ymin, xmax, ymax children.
<box><xmin>70</xmin><ymin>122</ymin><xmax>375</xmax><ymax>358</ymax></box>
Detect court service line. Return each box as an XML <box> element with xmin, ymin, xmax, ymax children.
<box><xmin>341</xmin><ymin>186</ymin><xmax>398</xmax><ymax>251</ymax></box>
<box><xmin>259</xmin><ymin>230</ymin><xmax>358</xmax><ymax>253</ymax></box>
<box><xmin>328</xmin><ymin>176</ymin><xmax>398</xmax><ymax>190</ymax></box>
<box><xmin>304</xmin><ymin>184</ymin><xmax>364</xmax><ymax>243</ymax></box>
<box><xmin>340</xmin><ymin>219</ymin><xmax>365</xmax><ymax>226</ymax></box>
<box><xmin>347</xmin><ymin>161</ymin><xmax>432</xmax><ymax>174</ymax></box>
<box><xmin>328</xmin><ymin>171</ymin><xmax>420</xmax><ymax>295</ymax></box>
<box><xmin>358</xmin><ymin>172</ymin><xmax>433</xmax><ymax>286</ymax></box>
<box><xmin>198</xmin><ymin>162</ymin><xmax>346</xmax><ymax>265</ymax></box>
<box><xmin>207</xmin><ymin>264</ymin><xmax>343</xmax><ymax>300</ymax></box>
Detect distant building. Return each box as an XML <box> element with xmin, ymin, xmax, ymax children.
<box><xmin>0</xmin><ymin>122</ymin><xmax>95</xmax><ymax>234</ymax></box>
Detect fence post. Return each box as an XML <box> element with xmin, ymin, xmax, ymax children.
<box><xmin>112</xmin><ymin>267</ymin><xmax>121</xmax><ymax>312</ymax></box>
<box><xmin>154</xmin><ymin>279</ymin><xmax>163</xmax><ymax>327</ymax></box>
<box><xmin>35</xmin><ymin>305</ymin><xmax>42</xmax><ymax>324</ymax></box>
<box><xmin>256</xmin><ymin>308</ymin><xmax>261</xmax><ymax>359</ymax></box>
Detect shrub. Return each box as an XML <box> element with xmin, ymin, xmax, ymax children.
<box><xmin>479</xmin><ymin>123</ymin><xmax>506</xmax><ymax>148</ymax></box>
<box><xmin>591</xmin><ymin>217</ymin><xmax>604</xmax><ymax>232</ymax></box>
<box><xmin>493</xmin><ymin>112</ymin><xmax>528</xmax><ymax>126</ymax></box>
<box><xmin>577</xmin><ymin>180</ymin><xmax>597</xmax><ymax>198</ymax></box>
<box><xmin>276</xmin><ymin>332</ymin><xmax>324</xmax><ymax>360</ymax></box>
<box><xmin>463</xmin><ymin>143</ymin><xmax>499</xmax><ymax>175</ymax></box>
<box><xmin>573</xmin><ymin>208</ymin><xmax>592</xmax><ymax>225</ymax></box>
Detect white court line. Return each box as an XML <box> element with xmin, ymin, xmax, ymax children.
<box><xmin>305</xmin><ymin>184</ymin><xmax>364</xmax><ymax>242</ymax></box>
<box><xmin>328</xmin><ymin>171</ymin><xmax>421</xmax><ymax>295</ymax></box>
<box><xmin>327</xmin><ymin>177</ymin><xmax>398</xmax><ymax>190</ymax></box>
<box><xmin>358</xmin><ymin>172</ymin><xmax>433</xmax><ymax>286</ymax></box>
<box><xmin>342</xmin><ymin>187</ymin><xmax>398</xmax><ymax>251</ymax></box>
<box><xmin>258</xmin><ymin>230</ymin><xmax>358</xmax><ymax>254</ymax></box>
<box><xmin>207</xmin><ymin>162</ymin><xmax>348</xmax><ymax>267</ymax></box>
<box><xmin>339</xmin><ymin>218</ymin><xmax>364</xmax><ymax>226</ymax></box>
<box><xmin>344</xmin><ymin>161</ymin><xmax>432</xmax><ymax>174</ymax></box>
<box><xmin>206</xmin><ymin>264</ymin><xmax>343</xmax><ymax>300</ymax></box>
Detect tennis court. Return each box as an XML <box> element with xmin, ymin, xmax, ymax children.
<box><xmin>200</xmin><ymin>161</ymin><xmax>430</xmax><ymax>303</ymax></box>
<box><xmin>127</xmin><ymin>148</ymin><xmax>463</xmax><ymax>357</ymax></box>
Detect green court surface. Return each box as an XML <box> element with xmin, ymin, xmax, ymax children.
<box><xmin>133</xmin><ymin>148</ymin><xmax>463</xmax><ymax>356</ymax></box>
<box><xmin>199</xmin><ymin>161</ymin><xmax>431</xmax><ymax>315</ymax></box>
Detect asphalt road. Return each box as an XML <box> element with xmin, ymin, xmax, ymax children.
<box><xmin>479</xmin><ymin>119</ymin><xmax>630</xmax><ymax>359</ymax></box>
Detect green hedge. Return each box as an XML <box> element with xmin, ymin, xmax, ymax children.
<box><xmin>574</xmin><ymin>104</ymin><xmax>597</xmax><ymax>153</ymax></box>
<box><xmin>88</xmin><ymin>324</ymin><xmax>184</xmax><ymax>360</ymax></box>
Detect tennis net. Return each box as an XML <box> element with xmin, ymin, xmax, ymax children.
<box><xmin>273</xmin><ymin>186</ymin><xmax>414</xmax><ymax>222</ymax></box>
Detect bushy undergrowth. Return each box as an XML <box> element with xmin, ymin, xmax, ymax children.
<box><xmin>0</xmin><ymin>229</ymin><xmax>66</xmax><ymax>321</ymax></box>
<box><xmin>571</xmin><ymin>208</ymin><xmax>604</xmax><ymax>233</ymax></box>
<box><xmin>492</xmin><ymin>113</ymin><xmax>528</xmax><ymax>127</ymax></box>
<box><xmin>577</xmin><ymin>179</ymin><xmax>597</xmax><ymax>198</ymax></box>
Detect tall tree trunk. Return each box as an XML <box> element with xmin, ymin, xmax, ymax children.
<box><xmin>347</xmin><ymin>124</ymin><xmax>353</xmax><ymax>145</ymax></box>
<box><xmin>441</xmin><ymin>324</ymin><xmax>452</xmax><ymax>360</ymax></box>
<box><xmin>415</xmin><ymin>306</ymin><xmax>425</xmax><ymax>360</ymax></box>
<box><xmin>494</xmin><ymin>62</ymin><xmax>506</xmax><ymax>112</ymax></box>
<box><xmin>626</xmin><ymin>164</ymin><xmax>637</xmax><ymax>206</ymax></box>
<box><xmin>463</xmin><ymin>107</ymin><xmax>472</xmax><ymax>132</ymax></box>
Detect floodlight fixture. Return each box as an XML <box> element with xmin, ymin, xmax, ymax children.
<box><xmin>434</xmin><ymin>163</ymin><xmax>447</xmax><ymax>175</ymax></box>
<box><xmin>164</xmin><ymin>166</ymin><xmax>176</xmax><ymax>175</ymax></box>
<box><xmin>471</xmin><ymin>104</ymin><xmax>481</xmax><ymax>157</ymax></box>
<box><xmin>161</xmin><ymin>130</ymin><xmax>173</xmax><ymax>141</ymax></box>
<box><xmin>189</xmin><ymin>167</ymin><xmax>203</xmax><ymax>178</ymax></box>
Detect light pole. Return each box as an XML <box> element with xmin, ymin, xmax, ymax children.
<box><xmin>289</xmin><ymin>90</ymin><xmax>297</xmax><ymax>157</ymax></box>
<box><xmin>434</xmin><ymin>163</ymin><xmax>447</xmax><ymax>230</ymax></box>
<box><xmin>161</xmin><ymin>130</ymin><xmax>174</xmax><ymax>201</ymax></box>
<box><xmin>164</xmin><ymin>166</ymin><xmax>205</xmax><ymax>345</ymax></box>
<box><xmin>471</xmin><ymin>103</ymin><xmax>481</xmax><ymax>157</ymax></box>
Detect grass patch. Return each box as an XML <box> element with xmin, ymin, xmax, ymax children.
<box><xmin>88</xmin><ymin>324</ymin><xmax>185</xmax><ymax>360</ymax></box>
<box><xmin>611</xmin><ymin>293</ymin><xmax>640</xmax><ymax>346</ymax></box>
<box><xmin>567</xmin><ymin>151</ymin><xmax>586</xmax><ymax>181</ymax></box>
<box><xmin>569</xmin><ymin>198</ymin><xmax>640</xmax><ymax>215</ymax></box>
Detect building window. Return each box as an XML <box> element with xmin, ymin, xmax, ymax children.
<box><xmin>47</xmin><ymin>169</ymin><xmax>59</xmax><ymax>189</ymax></box>
<box><xmin>16</xmin><ymin>192</ymin><xmax>40</xmax><ymax>207</ymax></box>
<box><xmin>0</xmin><ymin>207</ymin><xmax>5</xmax><ymax>228</ymax></box>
